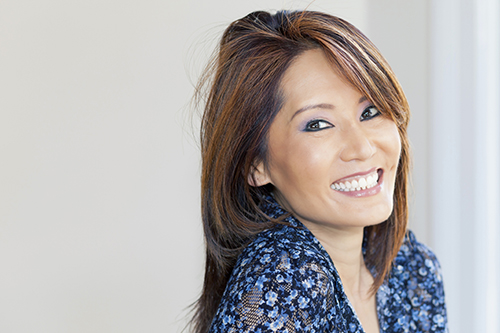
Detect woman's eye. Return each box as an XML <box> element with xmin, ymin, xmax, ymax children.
<box><xmin>304</xmin><ymin>120</ymin><xmax>333</xmax><ymax>131</ymax></box>
<box><xmin>360</xmin><ymin>106</ymin><xmax>381</xmax><ymax>121</ymax></box>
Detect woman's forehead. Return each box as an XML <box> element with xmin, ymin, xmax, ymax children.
<box><xmin>279</xmin><ymin>50</ymin><xmax>365</xmax><ymax>112</ymax></box>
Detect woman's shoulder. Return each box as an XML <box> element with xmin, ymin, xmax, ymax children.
<box><xmin>388</xmin><ymin>230</ymin><xmax>445</xmax><ymax>291</ymax></box>
<box><xmin>378</xmin><ymin>230</ymin><xmax>448</xmax><ymax>332</ymax></box>
<box><xmin>209</xmin><ymin>224</ymin><xmax>337</xmax><ymax>332</ymax></box>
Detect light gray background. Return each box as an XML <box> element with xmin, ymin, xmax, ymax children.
<box><xmin>1</xmin><ymin>0</ymin><xmax>498</xmax><ymax>332</ymax></box>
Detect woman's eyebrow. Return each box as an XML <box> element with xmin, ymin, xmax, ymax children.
<box><xmin>290</xmin><ymin>103</ymin><xmax>334</xmax><ymax>121</ymax></box>
<box><xmin>290</xmin><ymin>97</ymin><xmax>367</xmax><ymax>121</ymax></box>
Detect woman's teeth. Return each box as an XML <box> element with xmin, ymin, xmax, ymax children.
<box><xmin>330</xmin><ymin>170</ymin><xmax>379</xmax><ymax>192</ymax></box>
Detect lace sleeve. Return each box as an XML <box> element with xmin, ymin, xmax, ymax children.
<box><xmin>209</xmin><ymin>248</ymin><xmax>336</xmax><ymax>333</ymax></box>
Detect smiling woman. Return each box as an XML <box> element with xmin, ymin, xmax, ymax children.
<box><xmin>191</xmin><ymin>10</ymin><xmax>448</xmax><ymax>333</ymax></box>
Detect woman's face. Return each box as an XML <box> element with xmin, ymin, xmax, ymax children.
<box><xmin>253</xmin><ymin>49</ymin><xmax>401</xmax><ymax>231</ymax></box>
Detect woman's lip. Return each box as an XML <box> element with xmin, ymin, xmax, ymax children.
<box><xmin>332</xmin><ymin>167</ymin><xmax>378</xmax><ymax>184</ymax></box>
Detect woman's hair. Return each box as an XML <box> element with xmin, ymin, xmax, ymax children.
<box><xmin>192</xmin><ymin>10</ymin><xmax>410</xmax><ymax>333</ymax></box>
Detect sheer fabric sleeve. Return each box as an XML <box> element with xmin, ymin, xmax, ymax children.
<box><xmin>209</xmin><ymin>245</ymin><xmax>336</xmax><ymax>333</ymax></box>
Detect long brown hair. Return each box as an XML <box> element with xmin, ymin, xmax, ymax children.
<box><xmin>191</xmin><ymin>10</ymin><xmax>410</xmax><ymax>333</ymax></box>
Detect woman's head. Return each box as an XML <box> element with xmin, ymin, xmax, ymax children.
<box><xmin>250</xmin><ymin>48</ymin><xmax>402</xmax><ymax>235</ymax></box>
<box><xmin>194</xmin><ymin>10</ymin><xmax>410</xmax><ymax>332</ymax></box>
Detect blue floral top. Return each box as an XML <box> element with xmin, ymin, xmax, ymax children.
<box><xmin>209</xmin><ymin>196</ymin><xmax>448</xmax><ymax>332</ymax></box>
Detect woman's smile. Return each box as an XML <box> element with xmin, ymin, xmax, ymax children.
<box><xmin>330</xmin><ymin>168</ymin><xmax>383</xmax><ymax>197</ymax></box>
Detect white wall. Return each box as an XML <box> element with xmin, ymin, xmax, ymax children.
<box><xmin>0</xmin><ymin>1</ymin><xmax>203</xmax><ymax>332</ymax></box>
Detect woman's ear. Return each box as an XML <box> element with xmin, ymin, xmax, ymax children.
<box><xmin>247</xmin><ymin>161</ymin><xmax>272</xmax><ymax>187</ymax></box>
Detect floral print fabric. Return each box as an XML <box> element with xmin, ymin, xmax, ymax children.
<box><xmin>209</xmin><ymin>196</ymin><xmax>448</xmax><ymax>332</ymax></box>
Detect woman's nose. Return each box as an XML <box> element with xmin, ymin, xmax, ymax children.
<box><xmin>339</xmin><ymin>128</ymin><xmax>376</xmax><ymax>162</ymax></box>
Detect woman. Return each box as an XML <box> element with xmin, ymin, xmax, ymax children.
<box><xmin>191</xmin><ymin>10</ymin><xmax>447</xmax><ymax>333</ymax></box>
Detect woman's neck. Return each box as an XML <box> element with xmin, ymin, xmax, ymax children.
<box><xmin>302</xmin><ymin>223</ymin><xmax>371</xmax><ymax>298</ymax></box>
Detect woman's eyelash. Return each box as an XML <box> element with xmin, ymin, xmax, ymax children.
<box><xmin>304</xmin><ymin>119</ymin><xmax>333</xmax><ymax>131</ymax></box>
